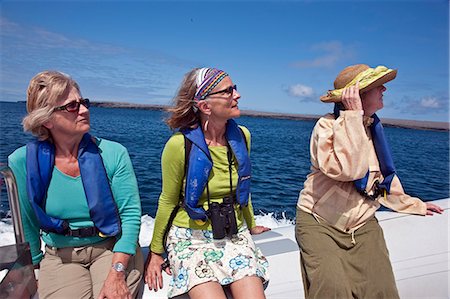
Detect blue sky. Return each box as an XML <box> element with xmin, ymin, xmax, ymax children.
<box><xmin>1</xmin><ymin>0</ymin><xmax>448</xmax><ymax>122</ymax></box>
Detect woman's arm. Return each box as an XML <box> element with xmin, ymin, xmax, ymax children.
<box><xmin>242</xmin><ymin>197</ymin><xmax>270</xmax><ymax>234</ymax></box>
<box><xmin>378</xmin><ymin>175</ymin><xmax>443</xmax><ymax>216</ymax></box>
<box><xmin>95</xmin><ymin>143</ymin><xmax>141</xmax><ymax>298</ymax></box>
<box><xmin>97</xmin><ymin>142</ymin><xmax>141</xmax><ymax>298</ymax></box>
<box><xmin>242</xmin><ymin>195</ymin><xmax>256</xmax><ymax>229</ymax></box>
<box><xmin>109</xmin><ymin>145</ymin><xmax>141</xmax><ymax>255</ymax></box>
<box><xmin>314</xmin><ymin>83</ymin><xmax>372</xmax><ymax>182</ymax></box>
<box><xmin>149</xmin><ymin>134</ymin><xmax>185</xmax><ymax>253</ymax></box>
<box><xmin>146</xmin><ymin>134</ymin><xmax>185</xmax><ymax>291</ymax></box>
<box><xmin>314</xmin><ymin>111</ymin><xmax>370</xmax><ymax>181</ymax></box>
<box><xmin>239</xmin><ymin>126</ymin><xmax>270</xmax><ymax>234</ymax></box>
<box><xmin>97</xmin><ymin>252</ymin><xmax>133</xmax><ymax>299</ymax></box>
<box><xmin>8</xmin><ymin>147</ymin><xmax>43</xmax><ymax>265</ymax></box>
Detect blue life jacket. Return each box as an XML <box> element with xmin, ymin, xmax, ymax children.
<box><xmin>180</xmin><ymin>119</ymin><xmax>251</xmax><ymax>221</ymax></box>
<box><xmin>26</xmin><ymin>133</ymin><xmax>121</xmax><ymax>237</ymax></box>
<box><xmin>333</xmin><ymin>106</ymin><xmax>396</xmax><ymax>197</ymax></box>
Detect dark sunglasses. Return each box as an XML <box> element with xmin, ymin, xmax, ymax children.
<box><xmin>54</xmin><ymin>98</ymin><xmax>90</xmax><ymax>113</ymax></box>
<box><xmin>207</xmin><ymin>85</ymin><xmax>237</xmax><ymax>97</ymax></box>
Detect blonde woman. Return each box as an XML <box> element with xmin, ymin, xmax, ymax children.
<box><xmin>8</xmin><ymin>71</ymin><xmax>143</xmax><ymax>298</ymax></box>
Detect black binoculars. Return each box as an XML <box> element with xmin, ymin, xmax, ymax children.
<box><xmin>207</xmin><ymin>196</ymin><xmax>238</xmax><ymax>239</ymax></box>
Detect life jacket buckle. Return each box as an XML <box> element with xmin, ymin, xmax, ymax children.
<box><xmin>359</xmin><ymin>181</ymin><xmax>382</xmax><ymax>201</ymax></box>
<box><xmin>65</xmin><ymin>226</ymin><xmax>100</xmax><ymax>238</ymax></box>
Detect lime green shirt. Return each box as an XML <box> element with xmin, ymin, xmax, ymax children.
<box><xmin>150</xmin><ymin>126</ymin><xmax>257</xmax><ymax>254</ymax></box>
<box><xmin>8</xmin><ymin>138</ymin><xmax>141</xmax><ymax>265</ymax></box>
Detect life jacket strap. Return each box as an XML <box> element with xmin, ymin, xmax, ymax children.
<box><xmin>358</xmin><ymin>181</ymin><xmax>382</xmax><ymax>201</ymax></box>
<box><xmin>64</xmin><ymin>226</ymin><xmax>103</xmax><ymax>238</ymax></box>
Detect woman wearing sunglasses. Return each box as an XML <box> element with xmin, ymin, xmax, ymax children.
<box><xmin>145</xmin><ymin>68</ymin><xmax>270</xmax><ymax>299</ymax></box>
<box><xmin>8</xmin><ymin>71</ymin><xmax>143</xmax><ymax>298</ymax></box>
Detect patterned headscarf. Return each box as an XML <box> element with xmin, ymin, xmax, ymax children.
<box><xmin>194</xmin><ymin>68</ymin><xmax>228</xmax><ymax>102</ymax></box>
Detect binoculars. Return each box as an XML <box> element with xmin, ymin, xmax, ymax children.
<box><xmin>208</xmin><ymin>196</ymin><xmax>238</xmax><ymax>239</ymax></box>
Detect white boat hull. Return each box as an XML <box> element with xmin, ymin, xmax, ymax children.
<box><xmin>142</xmin><ymin>198</ymin><xmax>449</xmax><ymax>298</ymax></box>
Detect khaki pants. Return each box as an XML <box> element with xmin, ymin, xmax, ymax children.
<box><xmin>38</xmin><ymin>238</ymin><xmax>144</xmax><ymax>299</ymax></box>
<box><xmin>295</xmin><ymin>208</ymin><xmax>399</xmax><ymax>299</ymax></box>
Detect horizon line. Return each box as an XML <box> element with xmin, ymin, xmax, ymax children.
<box><xmin>2</xmin><ymin>100</ymin><xmax>449</xmax><ymax>131</ymax></box>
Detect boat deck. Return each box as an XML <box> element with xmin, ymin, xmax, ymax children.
<box><xmin>142</xmin><ymin>198</ymin><xmax>449</xmax><ymax>298</ymax></box>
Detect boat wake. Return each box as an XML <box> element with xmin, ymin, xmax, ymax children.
<box><xmin>0</xmin><ymin>212</ymin><xmax>295</xmax><ymax>248</ymax></box>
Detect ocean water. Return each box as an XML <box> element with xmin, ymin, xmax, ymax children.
<box><xmin>1</xmin><ymin>101</ymin><xmax>449</xmax><ymax>223</ymax></box>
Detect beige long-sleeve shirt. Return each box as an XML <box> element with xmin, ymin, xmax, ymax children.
<box><xmin>297</xmin><ymin>110</ymin><xmax>427</xmax><ymax>233</ymax></box>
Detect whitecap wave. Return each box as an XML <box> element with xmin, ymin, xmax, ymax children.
<box><xmin>253</xmin><ymin>211</ymin><xmax>294</xmax><ymax>228</ymax></box>
<box><xmin>0</xmin><ymin>219</ymin><xmax>16</xmax><ymax>246</ymax></box>
<box><xmin>0</xmin><ymin>213</ymin><xmax>295</xmax><ymax>247</ymax></box>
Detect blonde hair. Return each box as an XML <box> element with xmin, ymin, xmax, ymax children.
<box><xmin>165</xmin><ymin>68</ymin><xmax>201</xmax><ymax>130</ymax></box>
<box><xmin>22</xmin><ymin>71</ymin><xmax>80</xmax><ymax>140</ymax></box>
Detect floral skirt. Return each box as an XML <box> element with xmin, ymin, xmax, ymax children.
<box><xmin>166</xmin><ymin>225</ymin><xmax>269</xmax><ymax>298</ymax></box>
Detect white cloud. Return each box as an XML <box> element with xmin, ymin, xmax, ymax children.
<box><xmin>287</xmin><ymin>84</ymin><xmax>314</xmax><ymax>98</ymax></box>
<box><xmin>0</xmin><ymin>16</ymin><xmax>194</xmax><ymax>104</ymax></box>
<box><xmin>311</xmin><ymin>41</ymin><xmax>343</xmax><ymax>52</ymax></box>
<box><xmin>394</xmin><ymin>94</ymin><xmax>448</xmax><ymax>116</ymax></box>
<box><xmin>291</xmin><ymin>40</ymin><xmax>355</xmax><ymax>69</ymax></box>
<box><xmin>420</xmin><ymin>97</ymin><xmax>440</xmax><ymax>108</ymax></box>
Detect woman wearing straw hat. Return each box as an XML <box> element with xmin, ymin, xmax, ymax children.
<box><xmin>145</xmin><ymin>67</ymin><xmax>270</xmax><ymax>299</ymax></box>
<box><xmin>295</xmin><ymin>64</ymin><xmax>443</xmax><ymax>299</ymax></box>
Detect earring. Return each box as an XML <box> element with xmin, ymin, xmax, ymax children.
<box><xmin>192</xmin><ymin>102</ymin><xmax>198</xmax><ymax>113</ymax></box>
<box><xmin>204</xmin><ymin>117</ymin><xmax>209</xmax><ymax>132</ymax></box>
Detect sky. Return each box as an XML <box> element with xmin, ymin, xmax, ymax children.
<box><xmin>1</xmin><ymin>0</ymin><xmax>449</xmax><ymax>122</ymax></box>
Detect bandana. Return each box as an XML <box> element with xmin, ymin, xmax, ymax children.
<box><xmin>194</xmin><ymin>68</ymin><xmax>228</xmax><ymax>102</ymax></box>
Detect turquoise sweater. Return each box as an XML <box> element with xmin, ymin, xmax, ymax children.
<box><xmin>8</xmin><ymin>138</ymin><xmax>141</xmax><ymax>265</ymax></box>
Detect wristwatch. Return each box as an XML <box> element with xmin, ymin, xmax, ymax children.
<box><xmin>112</xmin><ymin>262</ymin><xmax>126</xmax><ymax>273</ymax></box>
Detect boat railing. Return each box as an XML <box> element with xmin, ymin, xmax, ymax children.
<box><xmin>0</xmin><ymin>165</ymin><xmax>38</xmax><ymax>298</ymax></box>
<box><xmin>1</xmin><ymin>166</ymin><xmax>25</xmax><ymax>244</ymax></box>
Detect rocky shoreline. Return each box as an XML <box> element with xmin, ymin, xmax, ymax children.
<box><xmin>91</xmin><ymin>101</ymin><xmax>449</xmax><ymax>131</ymax></box>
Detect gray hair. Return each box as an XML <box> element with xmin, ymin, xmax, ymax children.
<box><xmin>165</xmin><ymin>68</ymin><xmax>200</xmax><ymax>130</ymax></box>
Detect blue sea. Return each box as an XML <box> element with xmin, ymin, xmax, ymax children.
<box><xmin>1</xmin><ymin>101</ymin><xmax>449</xmax><ymax>220</ymax></box>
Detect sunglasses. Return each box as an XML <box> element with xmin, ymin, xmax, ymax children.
<box><xmin>54</xmin><ymin>98</ymin><xmax>90</xmax><ymax>113</ymax></box>
<box><xmin>207</xmin><ymin>85</ymin><xmax>237</xmax><ymax>97</ymax></box>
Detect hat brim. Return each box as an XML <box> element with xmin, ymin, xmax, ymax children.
<box><xmin>320</xmin><ymin>69</ymin><xmax>398</xmax><ymax>103</ymax></box>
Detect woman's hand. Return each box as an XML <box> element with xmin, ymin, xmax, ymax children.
<box><xmin>97</xmin><ymin>270</ymin><xmax>130</xmax><ymax>299</ymax></box>
<box><xmin>425</xmin><ymin>202</ymin><xmax>444</xmax><ymax>215</ymax></box>
<box><xmin>341</xmin><ymin>81</ymin><xmax>363</xmax><ymax>111</ymax></box>
<box><xmin>145</xmin><ymin>252</ymin><xmax>171</xmax><ymax>292</ymax></box>
<box><xmin>33</xmin><ymin>264</ymin><xmax>40</xmax><ymax>287</ymax></box>
<box><xmin>97</xmin><ymin>252</ymin><xmax>132</xmax><ymax>299</ymax></box>
<box><xmin>250</xmin><ymin>226</ymin><xmax>271</xmax><ymax>235</ymax></box>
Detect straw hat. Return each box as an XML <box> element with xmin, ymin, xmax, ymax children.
<box><xmin>320</xmin><ymin>64</ymin><xmax>397</xmax><ymax>102</ymax></box>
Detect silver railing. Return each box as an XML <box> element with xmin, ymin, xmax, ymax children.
<box><xmin>0</xmin><ymin>165</ymin><xmax>37</xmax><ymax>298</ymax></box>
<box><xmin>0</xmin><ymin>166</ymin><xmax>25</xmax><ymax>244</ymax></box>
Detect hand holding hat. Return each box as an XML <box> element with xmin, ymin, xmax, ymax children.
<box><xmin>341</xmin><ymin>81</ymin><xmax>363</xmax><ymax>111</ymax></box>
<box><xmin>320</xmin><ymin>64</ymin><xmax>397</xmax><ymax>103</ymax></box>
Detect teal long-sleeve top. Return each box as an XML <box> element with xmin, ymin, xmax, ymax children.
<box><xmin>8</xmin><ymin>137</ymin><xmax>142</xmax><ymax>265</ymax></box>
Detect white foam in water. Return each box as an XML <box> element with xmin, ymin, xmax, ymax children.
<box><xmin>254</xmin><ymin>211</ymin><xmax>294</xmax><ymax>228</ymax></box>
<box><xmin>137</xmin><ymin>213</ymin><xmax>293</xmax><ymax>246</ymax></box>
<box><xmin>0</xmin><ymin>219</ymin><xmax>16</xmax><ymax>246</ymax></box>
<box><xmin>0</xmin><ymin>213</ymin><xmax>294</xmax><ymax>247</ymax></box>
<box><xmin>138</xmin><ymin>214</ymin><xmax>156</xmax><ymax>246</ymax></box>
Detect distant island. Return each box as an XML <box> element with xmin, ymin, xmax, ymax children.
<box><xmin>7</xmin><ymin>100</ymin><xmax>450</xmax><ymax>131</ymax></box>
<box><xmin>89</xmin><ymin>101</ymin><xmax>449</xmax><ymax>132</ymax></box>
